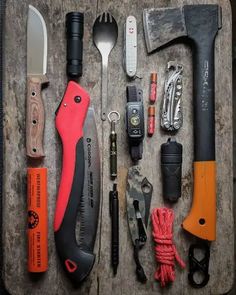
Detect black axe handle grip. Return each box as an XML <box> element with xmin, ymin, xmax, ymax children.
<box><xmin>184</xmin><ymin>5</ymin><xmax>221</xmax><ymax>161</ymax></box>
<box><xmin>182</xmin><ymin>5</ymin><xmax>220</xmax><ymax>241</ymax></box>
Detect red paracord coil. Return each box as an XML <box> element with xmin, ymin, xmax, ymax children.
<box><xmin>151</xmin><ymin>207</ymin><xmax>186</xmax><ymax>287</ymax></box>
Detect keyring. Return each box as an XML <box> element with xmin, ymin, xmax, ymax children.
<box><xmin>108</xmin><ymin>111</ymin><xmax>120</xmax><ymax>123</ymax></box>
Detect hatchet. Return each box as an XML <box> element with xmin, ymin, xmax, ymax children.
<box><xmin>143</xmin><ymin>5</ymin><xmax>222</xmax><ymax>241</ymax></box>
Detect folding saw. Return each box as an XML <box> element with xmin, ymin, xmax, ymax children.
<box><xmin>54</xmin><ymin>81</ymin><xmax>100</xmax><ymax>284</ymax></box>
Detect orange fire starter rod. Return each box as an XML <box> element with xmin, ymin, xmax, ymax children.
<box><xmin>27</xmin><ymin>167</ymin><xmax>48</xmax><ymax>272</ymax></box>
<box><xmin>149</xmin><ymin>72</ymin><xmax>157</xmax><ymax>104</ymax></box>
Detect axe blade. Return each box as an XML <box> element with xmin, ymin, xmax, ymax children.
<box><xmin>143</xmin><ymin>7</ymin><xmax>187</xmax><ymax>53</ymax></box>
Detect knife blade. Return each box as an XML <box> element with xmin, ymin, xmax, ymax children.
<box><xmin>54</xmin><ymin>81</ymin><xmax>100</xmax><ymax>284</ymax></box>
<box><xmin>79</xmin><ymin>108</ymin><xmax>100</xmax><ymax>252</ymax></box>
<box><xmin>26</xmin><ymin>5</ymin><xmax>48</xmax><ymax>158</ymax></box>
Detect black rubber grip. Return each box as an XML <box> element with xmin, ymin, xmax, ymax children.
<box><xmin>55</xmin><ymin>139</ymin><xmax>95</xmax><ymax>284</ymax></box>
<box><xmin>184</xmin><ymin>5</ymin><xmax>220</xmax><ymax>161</ymax></box>
<box><xmin>161</xmin><ymin>138</ymin><xmax>182</xmax><ymax>202</ymax></box>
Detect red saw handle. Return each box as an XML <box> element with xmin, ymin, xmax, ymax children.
<box><xmin>54</xmin><ymin>81</ymin><xmax>94</xmax><ymax>284</ymax></box>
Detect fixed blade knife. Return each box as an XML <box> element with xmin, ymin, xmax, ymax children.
<box><xmin>54</xmin><ymin>81</ymin><xmax>101</xmax><ymax>284</ymax></box>
<box><xmin>26</xmin><ymin>5</ymin><xmax>48</xmax><ymax>158</ymax></box>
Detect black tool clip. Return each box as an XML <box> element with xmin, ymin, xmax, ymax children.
<box><xmin>188</xmin><ymin>243</ymin><xmax>210</xmax><ymax>288</ymax></box>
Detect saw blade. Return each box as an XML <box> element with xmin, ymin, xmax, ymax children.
<box><xmin>78</xmin><ymin>108</ymin><xmax>100</xmax><ymax>252</ymax></box>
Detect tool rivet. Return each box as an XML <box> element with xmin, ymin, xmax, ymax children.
<box><xmin>63</xmin><ymin>103</ymin><xmax>67</xmax><ymax>107</ymax></box>
<box><xmin>199</xmin><ymin>218</ymin><xmax>205</xmax><ymax>225</ymax></box>
<box><xmin>74</xmin><ymin>96</ymin><xmax>81</xmax><ymax>103</ymax></box>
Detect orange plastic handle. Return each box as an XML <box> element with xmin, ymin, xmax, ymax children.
<box><xmin>182</xmin><ymin>161</ymin><xmax>216</xmax><ymax>241</ymax></box>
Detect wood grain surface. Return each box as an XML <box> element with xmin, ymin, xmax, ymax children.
<box><xmin>3</xmin><ymin>0</ymin><xmax>234</xmax><ymax>294</ymax></box>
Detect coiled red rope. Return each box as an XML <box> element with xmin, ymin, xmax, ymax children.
<box><xmin>151</xmin><ymin>207</ymin><xmax>186</xmax><ymax>287</ymax></box>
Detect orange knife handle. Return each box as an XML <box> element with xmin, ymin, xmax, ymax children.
<box><xmin>182</xmin><ymin>161</ymin><xmax>216</xmax><ymax>241</ymax></box>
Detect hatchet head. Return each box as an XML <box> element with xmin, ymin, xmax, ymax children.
<box><xmin>143</xmin><ymin>7</ymin><xmax>187</xmax><ymax>53</ymax></box>
<box><xmin>143</xmin><ymin>5</ymin><xmax>222</xmax><ymax>53</ymax></box>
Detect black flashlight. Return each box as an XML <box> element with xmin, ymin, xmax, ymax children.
<box><xmin>66</xmin><ymin>12</ymin><xmax>84</xmax><ymax>78</ymax></box>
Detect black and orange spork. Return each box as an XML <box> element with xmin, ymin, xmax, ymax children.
<box><xmin>54</xmin><ymin>81</ymin><xmax>100</xmax><ymax>283</ymax></box>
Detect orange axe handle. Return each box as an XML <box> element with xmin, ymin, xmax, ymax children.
<box><xmin>180</xmin><ymin>6</ymin><xmax>220</xmax><ymax>241</ymax></box>
<box><xmin>182</xmin><ymin>161</ymin><xmax>216</xmax><ymax>241</ymax></box>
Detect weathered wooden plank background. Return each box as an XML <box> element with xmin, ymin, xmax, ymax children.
<box><xmin>3</xmin><ymin>0</ymin><xmax>234</xmax><ymax>294</ymax></box>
